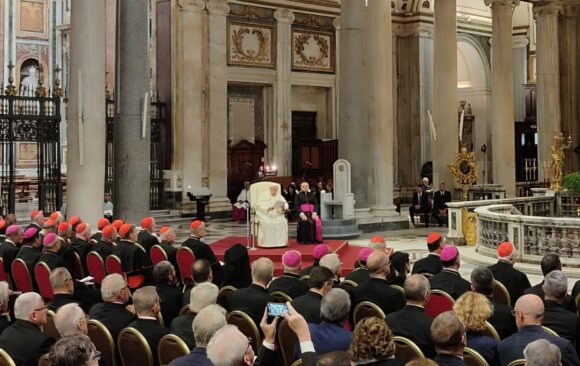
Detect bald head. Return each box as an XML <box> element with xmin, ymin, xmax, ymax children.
<box><xmin>367</xmin><ymin>251</ymin><xmax>389</xmax><ymax>277</ymax></box>
<box><xmin>252</xmin><ymin>257</ymin><xmax>274</xmax><ymax>286</ymax></box>
<box><xmin>514</xmin><ymin>294</ymin><xmax>544</xmax><ymax>327</ymax></box>
<box><xmin>404</xmin><ymin>274</ymin><xmax>430</xmax><ymax>304</ymax></box>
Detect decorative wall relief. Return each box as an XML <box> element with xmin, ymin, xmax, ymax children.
<box><xmin>227</xmin><ymin>21</ymin><xmax>276</xmax><ymax>68</ymax></box>
<box><xmin>16</xmin><ymin>0</ymin><xmax>49</xmax><ymax>40</ymax></box>
<box><xmin>292</xmin><ymin>29</ymin><xmax>334</xmax><ymax>73</ymax></box>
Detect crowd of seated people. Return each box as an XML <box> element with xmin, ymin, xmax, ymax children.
<box><xmin>0</xmin><ymin>210</ymin><xmax>578</xmax><ymax>366</ymax></box>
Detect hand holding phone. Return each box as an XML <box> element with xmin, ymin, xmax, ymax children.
<box><xmin>267</xmin><ymin>302</ymin><xmax>289</xmax><ymax>318</ymax></box>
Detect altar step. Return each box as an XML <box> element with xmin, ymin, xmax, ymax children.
<box><xmin>289</xmin><ymin>218</ymin><xmax>362</xmax><ymax>239</ymax></box>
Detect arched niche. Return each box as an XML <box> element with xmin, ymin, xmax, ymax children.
<box><xmin>18</xmin><ymin>58</ymin><xmax>41</xmax><ymax>95</ymax></box>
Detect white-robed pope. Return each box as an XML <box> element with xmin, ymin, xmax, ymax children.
<box><xmin>255</xmin><ymin>183</ymin><xmax>289</xmax><ymax>248</ymax></box>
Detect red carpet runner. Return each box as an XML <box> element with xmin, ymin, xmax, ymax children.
<box><xmin>211</xmin><ymin>236</ymin><xmax>360</xmax><ymax>276</ymax></box>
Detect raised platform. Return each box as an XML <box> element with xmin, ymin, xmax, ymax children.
<box><xmin>210</xmin><ymin>236</ymin><xmax>359</xmax><ymax>276</ymax></box>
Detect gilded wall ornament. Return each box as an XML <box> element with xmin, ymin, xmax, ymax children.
<box><xmin>448</xmin><ymin>147</ymin><xmax>478</xmax><ymax>201</ymax></box>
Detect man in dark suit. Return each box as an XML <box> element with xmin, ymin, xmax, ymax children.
<box><xmin>498</xmin><ymin>294</ymin><xmax>579</xmax><ymax>366</ymax></box>
<box><xmin>412</xmin><ymin>232</ymin><xmax>444</xmax><ymax>275</ymax></box>
<box><xmin>153</xmin><ymin>261</ymin><xmax>182</xmax><ymax>326</ymax></box>
<box><xmin>47</xmin><ymin>267</ymin><xmax>80</xmax><ymax>312</ymax></box>
<box><xmin>488</xmin><ymin>242</ymin><xmax>531</xmax><ymax>307</ymax></box>
<box><xmin>158</xmin><ymin>226</ymin><xmax>179</xmax><ymax>273</ymax></box>
<box><xmin>182</xmin><ymin>259</ymin><xmax>213</xmax><ymax>305</ymax></box>
<box><xmin>138</xmin><ymin>216</ymin><xmax>159</xmax><ymax>254</ymax></box>
<box><xmin>16</xmin><ymin>226</ymin><xmax>43</xmax><ymax>275</ymax></box>
<box><xmin>229</xmin><ymin>257</ymin><xmax>275</xmax><ymax>328</ymax></box>
<box><xmin>39</xmin><ymin>232</ymin><xmax>67</xmax><ymax>270</ymax></box>
<box><xmin>91</xmin><ymin>224</ymin><xmax>117</xmax><ymax>260</ymax></box>
<box><xmin>429</xmin><ymin>246</ymin><xmax>470</xmax><ymax>300</ymax></box>
<box><xmin>128</xmin><ymin>286</ymin><xmax>170</xmax><ymax>365</ymax></box>
<box><xmin>470</xmin><ymin>266</ymin><xmax>516</xmax><ymax>339</ymax></box>
<box><xmin>170</xmin><ymin>282</ymin><xmax>219</xmax><ymax>349</ymax></box>
<box><xmin>0</xmin><ymin>225</ymin><xmax>23</xmax><ymax>278</ymax></box>
<box><xmin>0</xmin><ymin>292</ymin><xmax>55</xmax><ymax>366</ymax></box>
<box><xmin>291</xmin><ymin>266</ymin><xmax>334</xmax><ymax>324</ymax></box>
<box><xmin>409</xmin><ymin>185</ymin><xmax>430</xmax><ymax>227</ymax></box>
<box><xmin>432</xmin><ymin>183</ymin><xmax>452</xmax><ymax>227</ymax></box>
<box><xmin>344</xmin><ymin>247</ymin><xmax>373</xmax><ymax>285</ymax></box>
<box><xmin>431</xmin><ymin>311</ymin><xmax>467</xmax><ymax>366</ymax></box>
<box><xmin>70</xmin><ymin>223</ymin><xmax>92</xmax><ymax>275</ymax></box>
<box><xmin>181</xmin><ymin>220</ymin><xmax>224</xmax><ymax>286</ymax></box>
<box><xmin>88</xmin><ymin>273</ymin><xmax>136</xmax><ymax>340</ymax></box>
<box><xmin>523</xmin><ymin>339</ymin><xmax>563</xmax><ymax>366</ymax></box>
<box><xmin>112</xmin><ymin>223</ymin><xmax>152</xmax><ymax>288</ymax></box>
<box><xmin>268</xmin><ymin>250</ymin><xmax>309</xmax><ymax>298</ymax></box>
<box><xmin>524</xmin><ymin>254</ymin><xmax>576</xmax><ymax>312</ymax></box>
<box><xmin>169</xmin><ymin>304</ymin><xmax>226</xmax><ymax>366</ymax></box>
<box><xmin>541</xmin><ymin>270</ymin><xmax>578</xmax><ymax>342</ymax></box>
<box><xmin>353</xmin><ymin>251</ymin><xmax>406</xmax><ymax>316</ymax></box>
<box><xmin>386</xmin><ymin>274</ymin><xmax>435</xmax><ymax>358</ymax></box>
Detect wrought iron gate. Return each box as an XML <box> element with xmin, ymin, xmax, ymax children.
<box><xmin>105</xmin><ymin>97</ymin><xmax>166</xmax><ymax>210</ymax></box>
<box><xmin>0</xmin><ymin>67</ymin><xmax>62</xmax><ymax>215</ymax></box>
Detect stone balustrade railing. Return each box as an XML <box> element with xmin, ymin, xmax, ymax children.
<box><xmin>474</xmin><ymin>204</ymin><xmax>580</xmax><ymax>267</ymax></box>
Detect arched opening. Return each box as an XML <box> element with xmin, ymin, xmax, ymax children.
<box><xmin>19</xmin><ymin>58</ymin><xmax>40</xmax><ymax>95</ymax></box>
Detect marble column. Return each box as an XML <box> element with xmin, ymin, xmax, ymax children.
<box><xmin>113</xmin><ymin>0</ymin><xmax>151</xmax><ymax>222</ymax></box>
<box><xmin>534</xmin><ymin>1</ymin><xmax>562</xmax><ymax>180</ymax></box>
<box><xmin>487</xmin><ymin>0</ymin><xmax>517</xmax><ymax>196</ymax></box>
<box><xmin>432</xmin><ymin>0</ymin><xmax>458</xmax><ymax>188</ymax></box>
<box><xmin>175</xmin><ymin>0</ymin><xmax>207</xmax><ymax>197</ymax></box>
<box><xmin>67</xmin><ymin>0</ymin><xmax>106</xmax><ymax>226</ymax></box>
<box><xmin>338</xmin><ymin>0</ymin><xmax>368</xmax><ymax>207</ymax></box>
<box><xmin>559</xmin><ymin>5</ymin><xmax>579</xmax><ymax>171</ymax></box>
<box><xmin>513</xmin><ymin>35</ymin><xmax>529</xmax><ymax>123</ymax></box>
<box><xmin>206</xmin><ymin>0</ymin><xmax>231</xmax><ymax>211</ymax></box>
<box><xmin>273</xmin><ymin>9</ymin><xmax>294</xmax><ymax>176</ymax></box>
<box><xmin>367</xmin><ymin>0</ymin><xmax>396</xmax><ymax>215</ymax></box>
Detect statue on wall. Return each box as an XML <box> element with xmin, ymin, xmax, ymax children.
<box><xmin>549</xmin><ymin>133</ymin><xmax>572</xmax><ymax>191</ymax></box>
<box><xmin>20</xmin><ymin>64</ymin><xmax>39</xmax><ymax>95</ymax></box>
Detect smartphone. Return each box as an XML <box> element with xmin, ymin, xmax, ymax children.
<box><xmin>267</xmin><ymin>302</ymin><xmax>289</xmax><ymax>317</ymax></box>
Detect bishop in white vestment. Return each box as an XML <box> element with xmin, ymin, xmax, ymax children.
<box><xmin>255</xmin><ymin>184</ymin><xmax>288</xmax><ymax>248</ymax></box>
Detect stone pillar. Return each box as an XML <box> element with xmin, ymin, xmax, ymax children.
<box><xmin>206</xmin><ymin>0</ymin><xmax>231</xmax><ymax>211</ymax></box>
<box><xmin>534</xmin><ymin>1</ymin><xmax>562</xmax><ymax>180</ymax></box>
<box><xmin>487</xmin><ymin>0</ymin><xmax>518</xmax><ymax>197</ymax></box>
<box><xmin>175</xmin><ymin>0</ymin><xmax>206</xmax><ymax>196</ymax></box>
<box><xmin>113</xmin><ymin>0</ymin><xmax>151</xmax><ymax>222</ymax></box>
<box><xmin>432</xmin><ymin>0</ymin><xmax>457</xmax><ymax>188</ymax></box>
<box><xmin>559</xmin><ymin>5</ymin><xmax>579</xmax><ymax>171</ymax></box>
<box><xmin>367</xmin><ymin>0</ymin><xmax>396</xmax><ymax>215</ymax></box>
<box><xmin>338</xmin><ymin>0</ymin><xmax>368</xmax><ymax>207</ymax></box>
<box><xmin>513</xmin><ymin>35</ymin><xmax>529</xmax><ymax>122</ymax></box>
<box><xmin>273</xmin><ymin>9</ymin><xmax>294</xmax><ymax>176</ymax></box>
<box><xmin>67</xmin><ymin>0</ymin><xmax>106</xmax><ymax>226</ymax></box>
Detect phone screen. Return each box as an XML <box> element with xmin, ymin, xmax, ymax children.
<box><xmin>267</xmin><ymin>302</ymin><xmax>289</xmax><ymax>317</ymax></box>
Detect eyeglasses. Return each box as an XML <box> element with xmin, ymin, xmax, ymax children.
<box><xmin>33</xmin><ymin>305</ymin><xmax>48</xmax><ymax>312</ymax></box>
<box><xmin>91</xmin><ymin>351</ymin><xmax>102</xmax><ymax>361</ymax></box>
<box><xmin>511</xmin><ymin>309</ymin><xmax>543</xmax><ymax>318</ymax></box>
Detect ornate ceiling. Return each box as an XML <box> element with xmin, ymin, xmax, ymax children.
<box><xmin>392</xmin><ymin>0</ymin><xmax>433</xmax><ymax>14</ymax></box>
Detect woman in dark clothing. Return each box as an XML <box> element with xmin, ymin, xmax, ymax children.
<box><xmin>387</xmin><ymin>252</ymin><xmax>410</xmax><ymax>287</ymax></box>
<box><xmin>349</xmin><ymin>317</ymin><xmax>404</xmax><ymax>366</ymax></box>
<box><xmin>222</xmin><ymin>243</ymin><xmax>252</xmax><ymax>289</ymax></box>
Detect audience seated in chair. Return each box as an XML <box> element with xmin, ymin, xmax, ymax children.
<box><xmin>345</xmin><ymin>248</ymin><xmax>373</xmax><ymax>286</ymax></box>
<box><xmin>70</xmin><ymin>223</ymin><xmax>93</xmax><ymax>275</ymax></box>
<box><xmin>320</xmin><ymin>253</ymin><xmax>343</xmax><ymax>287</ymax></box>
<box><xmin>153</xmin><ymin>261</ymin><xmax>182</xmax><ymax>326</ymax></box>
<box><xmin>386</xmin><ymin>274</ymin><xmax>436</xmax><ymax>358</ymax></box>
<box><xmin>431</xmin><ymin>311</ymin><xmax>467</xmax><ymax>366</ymax></box>
<box><xmin>429</xmin><ymin>246</ymin><xmax>471</xmax><ymax>300</ymax></box>
<box><xmin>523</xmin><ymin>339</ymin><xmax>562</xmax><ymax>366</ymax></box>
<box><xmin>488</xmin><ymin>242</ymin><xmax>531</xmax><ymax>307</ymax></box>
<box><xmin>0</xmin><ymin>292</ymin><xmax>55</xmax><ymax>366</ymax></box>
<box><xmin>171</xmin><ymin>282</ymin><xmax>219</xmax><ymax>350</ymax></box>
<box><xmin>291</xmin><ymin>266</ymin><xmax>334</xmax><ymax>324</ymax></box>
<box><xmin>254</xmin><ymin>183</ymin><xmax>289</xmax><ymax>248</ymax></box>
<box><xmin>181</xmin><ymin>220</ymin><xmax>224</xmax><ymax>286</ymax></box>
<box><xmin>158</xmin><ymin>226</ymin><xmax>179</xmax><ymax>273</ymax></box>
<box><xmin>268</xmin><ymin>250</ymin><xmax>309</xmax><ymax>299</ymax></box>
<box><xmin>182</xmin><ymin>259</ymin><xmax>213</xmax><ymax>305</ymax></box>
<box><xmin>432</xmin><ymin>183</ymin><xmax>452</xmax><ymax>227</ymax></box>
<box><xmin>295</xmin><ymin>181</ymin><xmax>322</xmax><ymax>244</ymax></box>
<box><xmin>349</xmin><ymin>316</ymin><xmax>404</xmax><ymax>366</ymax></box>
<box><xmin>16</xmin><ymin>226</ymin><xmax>43</xmax><ymax>276</ymax></box>
<box><xmin>138</xmin><ymin>217</ymin><xmax>159</xmax><ymax>254</ymax></box>
<box><xmin>48</xmin><ymin>334</ymin><xmax>100</xmax><ymax>366</ymax></box>
<box><xmin>299</xmin><ymin>244</ymin><xmax>330</xmax><ymax>277</ymax></box>
<box><xmin>54</xmin><ymin>303</ymin><xmax>88</xmax><ymax>337</ymax></box>
<box><xmin>539</xmin><ymin>270</ymin><xmax>578</xmax><ymax>343</ymax></box>
<box><xmin>47</xmin><ymin>267</ymin><xmax>79</xmax><ymax>312</ymax></box>
<box><xmin>112</xmin><ymin>223</ymin><xmax>152</xmax><ymax>288</ymax></box>
<box><xmin>411</xmin><ymin>233</ymin><xmax>444</xmax><ymax>276</ymax></box>
<box><xmin>222</xmin><ymin>244</ymin><xmax>252</xmax><ymax>289</ymax></box>
<box><xmin>0</xmin><ymin>282</ymin><xmax>11</xmax><ymax>335</ymax></box>
<box><xmin>91</xmin><ymin>224</ymin><xmax>117</xmax><ymax>260</ymax></box>
<box><xmin>0</xmin><ymin>225</ymin><xmax>23</xmax><ymax>280</ymax></box>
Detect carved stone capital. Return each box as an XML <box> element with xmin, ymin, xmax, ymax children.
<box><xmin>532</xmin><ymin>1</ymin><xmax>564</xmax><ymax>17</ymax></box>
<box><xmin>333</xmin><ymin>16</ymin><xmax>341</xmax><ymax>30</ymax></box>
<box><xmin>561</xmin><ymin>3</ymin><xmax>580</xmax><ymax>18</ymax></box>
<box><xmin>206</xmin><ymin>0</ymin><xmax>230</xmax><ymax>15</ymax></box>
<box><xmin>393</xmin><ymin>22</ymin><xmax>433</xmax><ymax>38</ymax></box>
<box><xmin>484</xmin><ymin>0</ymin><xmax>519</xmax><ymax>7</ymax></box>
<box><xmin>274</xmin><ymin>8</ymin><xmax>295</xmax><ymax>24</ymax></box>
<box><xmin>178</xmin><ymin>0</ymin><xmax>206</xmax><ymax>12</ymax></box>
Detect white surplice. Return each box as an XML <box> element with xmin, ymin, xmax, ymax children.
<box><xmin>255</xmin><ymin>193</ymin><xmax>288</xmax><ymax>248</ymax></box>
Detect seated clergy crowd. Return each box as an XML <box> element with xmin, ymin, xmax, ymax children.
<box><xmin>0</xmin><ymin>211</ymin><xmax>578</xmax><ymax>366</ymax></box>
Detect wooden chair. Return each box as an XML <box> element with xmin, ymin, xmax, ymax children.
<box><xmin>226</xmin><ymin>310</ymin><xmax>261</xmax><ymax>352</ymax></box>
<box><xmin>87</xmin><ymin>319</ymin><xmax>116</xmax><ymax>366</ymax></box>
<box><xmin>158</xmin><ymin>334</ymin><xmax>189</xmax><ymax>365</ymax></box>
<box><xmin>0</xmin><ymin>349</ymin><xmax>16</xmax><ymax>366</ymax></box>
<box><xmin>12</xmin><ymin>258</ymin><xmax>34</xmax><ymax>293</ymax></box>
<box><xmin>493</xmin><ymin>280</ymin><xmax>511</xmax><ymax>306</ymax></box>
<box><xmin>506</xmin><ymin>359</ymin><xmax>526</xmax><ymax>366</ymax></box>
<box><xmin>393</xmin><ymin>336</ymin><xmax>424</xmax><ymax>363</ymax></box>
<box><xmin>217</xmin><ymin>286</ymin><xmax>236</xmax><ymax>311</ymax></box>
<box><xmin>542</xmin><ymin>325</ymin><xmax>559</xmax><ymax>336</ymax></box>
<box><xmin>34</xmin><ymin>262</ymin><xmax>54</xmax><ymax>300</ymax></box>
<box><xmin>390</xmin><ymin>284</ymin><xmax>405</xmax><ymax>294</ymax></box>
<box><xmin>290</xmin><ymin>360</ymin><xmax>303</xmax><ymax>366</ymax></box>
<box><xmin>278</xmin><ymin>318</ymin><xmax>298</xmax><ymax>366</ymax></box>
<box><xmin>299</xmin><ymin>275</ymin><xmax>310</xmax><ymax>285</ymax></box>
<box><xmin>339</xmin><ymin>279</ymin><xmax>358</xmax><ymax>298</ymax></box>
<box><xmin>418</xmin><ymin>272</ymin><xmax>433</xmax><ymax>278</ymax></box>
<box><xmin>482</xmin><ymin>321</ymin><xmax>500</xmax><ymax>341</ymax></box>
<box><xmin>353</xmin><ymin>301</ymin><xmax>386</xmax><ymax>325</ymax></box>
<box><xmin>270</xmin><ymin>290</ymin><xmax>292</xmax><ymax>303</ymax></box>
<box><xmin>44</xmin><ymin>310</ymin><xmax>61</xmax><ymax>341</ymax></box>
<box><xmin>72</xmin><ymin>251</ymin><xmax>84</xmax><ymax>279</ymax></box>
<box><xmin>176</xmin><ymin>247</ymin><xmax>195</xmax><ymax>286</ymax></box>
<box><xmin>150</xmin><ymin>245</ymin><xmax>168</xmax><ymax>266</ymax></box>
<box><xmin>37</xmin><ymin>353</ymin><xmax>51</xmax><ymax>366</ymax></box>
<box><xmin>179</xmin><ymin>304</ymin><xmax>190</xmax><ymax>316</ymax></box>
<box><xmin>86</xmin><ymin>252</ymin><xmax>106</xmax><ymax>285</ymax></box>
<box><xmin>105</xmin><ymin>255</ymin><xmax>124</xmax><ymax>276</ymax></box>
<box><xmin>117</xmin><ymin>327</ymin><xmax>153</xmax><ymax>366</ymax></box>
<box><xmin>464</xmin><ymin>347</ymin><xmax>490</xmax><ymax>366</ymax></box>
<box><xmin>425</xmin><ymin>289</ymin><xmax>455</xmax><ymax>318</ymax></box>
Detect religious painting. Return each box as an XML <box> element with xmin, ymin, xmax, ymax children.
<box><xmin>227</xmin><ymin>21</ymin><xmax>276</xmax><ymax>68</ymax></box>
<box><xmin>291</xmin><ymin>29</ymin><xmax>335</xmax><ymax>73</ymax></box>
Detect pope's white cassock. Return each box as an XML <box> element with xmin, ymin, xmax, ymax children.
<box><xmin>255</xmin><ymin>187</ymin><xmax>288</xmax><ymax>248</ymax></box>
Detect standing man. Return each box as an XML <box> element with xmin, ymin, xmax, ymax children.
<box><xmin>409</xmin><ymin>185</ymin><xmax>430</xmax><ymax>227</ymax></box>
<box><xmin>182</xmin><ymin>220</ymin><xmax>223</xmax><ymax>286</ymax></box>
<box><xmin>432</xmin><ymin>183</ymin><xmax>452</xmax><ymax>227</ymax></box>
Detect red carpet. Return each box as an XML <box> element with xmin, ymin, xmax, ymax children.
<box><xmin>211</xmin><ymin>236</ymin><xmax>359</xmax><ymax>276</ymax></box>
